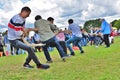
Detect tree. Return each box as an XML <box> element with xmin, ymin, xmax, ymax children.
<box><xmin>111</xmin><ymin>19</ymin><xmax>120</xmax><ymax>29</ymax></box>
<box><xmin>83</xmin><ymin>19</ymin><xmax>101</xmax><ymax>32</ymax></box>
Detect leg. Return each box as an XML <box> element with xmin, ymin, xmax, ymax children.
<box><xmin>59</xmin><ymin>41</ymin><xmax>67</xmax><ymax>55</ymax></box>
<box><xmin>0</xmin><ymin>45</ymin><xmax>5</xmax><ymax>56</ymax></box>
<box><xmin>106</xmin><ymin>34</ymin><xmax>110</xmax><ymax>47</ymax></box>
<box><xmin>42</xmin><ymin>45</ymin><xmax>52</xmax><ymax>61</ymax></box>
<box><xmin>66</xmin><ymin>37</ymin><xmax>75</xmax><ymax>55</ymax></box>
<box><xmin>9</xmin><ymin>40</ymin><xmax>41</xmax><ymax>65</ymax></box>
<box><xmin>75</xmin><ymin>37</ymin><xmax>84</xmax><ymax>53</ymax></box>
<box><xmin>53</xmin><ymin>37</ymin><xmax>66</xmax><ymax>58</ymax></box>
<box><xmin>104</xmin><ymin>34</ymin><xmax>110</xmax><ymax>47</ymax></box>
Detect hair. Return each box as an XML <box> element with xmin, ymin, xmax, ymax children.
<box><xmin>35</xmin><ymin>15</ymin><xmax>42</xmax><ymax>20</ymax></box>
<box><xmin>68</xmin><ymin>19</ymin><xmax>73</xmax><ymax>24</ymax></box>
<box><xmin>5</xmin><ymin>30</ymin><xmax>8</xmax><ymax>34</ymax></box>
<box><xmin>21</xmin><ymin>6</ymin><xmax>31</xmax><ymax>12</ymax></box>
<box><xmin>47</xmin><ymin>17</ymin><xmax>54</xmax><ymax>21</ymax></box>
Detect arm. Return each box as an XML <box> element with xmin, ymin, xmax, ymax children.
<box><xmin>101</xmin><ymin>22</ymin><xmax>105</xmax><ymax>32</ymax></box>
<box><xmin>23</xmin><ymin>28</ymin><xmax>38</xmax><ymax>32</ymax></box>
<box><xmin>49</xmin><ymin>23</ymin><xmax>59</xmax><ymax>32</ymax></box>
<box><xmin>22</xmin><ymin>28</ymin><xmax>38</xmax><ymax>37</ymax></box>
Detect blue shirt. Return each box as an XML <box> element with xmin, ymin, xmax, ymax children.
<box><xmin>101</xmin><ymin>20</ymin><xmax>111</xmax><ymax>34</ymax></box>
<box><xmin>4</xmin><ymin>34</ymin><xmax>9</xmax><ymax>44</ymax></box>
<box><xmin>33</xmin><ymin>33</ymin><xmax>40</xmax><ymax>42</ymax></box>
<box><xmin>68</xmin><ymin>23</ymin><xmax>82</xmax><ymax>37</ymax></box>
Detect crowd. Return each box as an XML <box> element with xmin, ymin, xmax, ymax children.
<box><xmin>0</xmin><ymin>6</ymin><xmax>119</xmax><ymax>69</ymax></box>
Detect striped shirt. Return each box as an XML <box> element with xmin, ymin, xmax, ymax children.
<box><xmin>8</xmin><ymin>14</ymin><xmax>25</xmax><ymax>40</ymax></box>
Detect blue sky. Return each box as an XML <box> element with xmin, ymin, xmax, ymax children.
<box><xmin>0</xmin><ymin>0</ymin><xmax>120</xmax><ymax>32</ymax></box>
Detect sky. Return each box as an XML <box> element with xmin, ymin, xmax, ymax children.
<box><xmin>0</xmin><ymin>0</ymin><xmax>120</xmax><ymax>32</ymax></box>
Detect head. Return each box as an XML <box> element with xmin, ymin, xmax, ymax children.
<box><xmin>5</xmin><ymin>30</ymin><xmax>8</xmax><ymax>34</ymax></box>
<box><xmin>35</xmin><ymin>31</ymin><xmax>39</xmax><ymax>34</ymax></box>
<box><xmin>35</xmin><ymin>15</ymin><xmax>42</xmax><ymax>21</ymax></box>
<box><xmin>65</xmin><ymin>28</ymin><xmax>67</xmax><ymax>30</ymax></box>
<box><xmin>100</xmin><ymin>18</ymin><xmax>105</xmax><ymax>22</ymax></box>
<box><xmin>68</xmin><ymin>19</ymin><xmax>73</xmax><ymax>24</ymax></box>
<box><xmin>47</xmin><ymin>17</ymin><xmax>54</xmax><ymax>24</ymax></box>
<box><xmin>19</xmin><ymin>6</ymin><xmax>31</xmax><ymax>18</ymax></box>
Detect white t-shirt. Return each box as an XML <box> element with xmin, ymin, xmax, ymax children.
<box><xmin>8</xmin><ymin>14</ymin><xmax>25</xmax><ymax>40</ymax></box>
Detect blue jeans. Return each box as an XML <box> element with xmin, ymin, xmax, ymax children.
<box><xmin>42</xmin><ymin>36</ymin><xmax>66</xmax><ymax>61</ymax></box>
<box><xmin>9</xmin><ymin>39</ymin><xmax>41</xmax><ymax>65</ymax></box>
<box><xmin>66</xmin><ymin>36</ymin><xmax>83</xmax><ymax>53</ymax></box>
<box><xmin>81</xmin><ymin>37</ymin><xmax>87</xmax><ymax>46</ymax></box>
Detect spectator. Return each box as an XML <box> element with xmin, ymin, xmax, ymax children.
<box><xmin>32</xmin><ymin>31</ymin><xmax>42</xmax><ymax>52</ymax></box>
<box><xmin>0</xmin><ymin>33</ymin><xmax>5</xmax><ymax>56</ymax></box>
<box><xmin>100</xmin><ymin>19</ymin><xmax>111</xmax><ymax>48</ymax></box>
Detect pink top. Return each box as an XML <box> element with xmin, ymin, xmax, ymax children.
<box><xmin>56</xmin><ymin>32</ymin><xmax>65</xmax><ymax>41</ymax></box>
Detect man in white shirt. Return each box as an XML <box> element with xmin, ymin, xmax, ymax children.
<box><xmin>8</xmin><ymin>6</ymin><xmax>49</xmax><ymax>69</ymax></box>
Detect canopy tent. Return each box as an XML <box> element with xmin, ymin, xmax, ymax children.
<box><xmin>112</xmin><ymin>27</ymin><xmax>117</xmax><ymax>30</ymax></box>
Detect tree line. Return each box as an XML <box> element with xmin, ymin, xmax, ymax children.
<box><xmin>83</xmin><ymin>18</ymin><xmax>120</xmax><ymax>31</ymax></box>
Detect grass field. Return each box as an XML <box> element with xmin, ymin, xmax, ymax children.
<box><xmin>0</xmin><ymin>37</ymin><xmax>120</xmax><ymax>80</ymax></box>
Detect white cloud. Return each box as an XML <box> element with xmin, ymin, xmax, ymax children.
<box><xmin>0</xmin><ymin>0</ymin><xmax>120</xmax><ymax>30</ymax></box>
<box><xmin>0</xmin><ymin>0</ymin><xmax>23</xmax><ymax>26</ymax></box>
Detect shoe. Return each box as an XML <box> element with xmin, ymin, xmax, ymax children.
<box><xmin>81</xmin><ymin>51</ymin><xmax>84</xmax><ymax>53</ymax></box>
<box><xmin>95</xmin><ymin>46</ymin><xmax>98</xmax><ymax>48</ymax></box>
<box><xmin>46</xmin><ymin>60</ymin><xmax>53</xmax><ymax>63</ymax></box>
<box><xmin>37</xmin><ymin>64</ymin><xmax>50</xmax><ymax>69</ymax></box>
<box><xmin>65</xmin><ymin>54</ymin><xmax>72</xmax><ymax>57</ymax></box>
<box><xmin>70</xmin><ymin>52</ymin><xmax>75</xmax><ymax>56</ymax></box>
<box><xmin>62</xmin><ymin>57</ymin><xmax>66</xmax><ymax>62</ymax></box>
<box><xmin>105</xmin><ymin>46</ymin><xmax>110</xmax><ymax>48</ymax></box>
<box><xmin>23</xmin><ymin>63</ymin><xmax>34</xmax><ymax>68</ymax></box>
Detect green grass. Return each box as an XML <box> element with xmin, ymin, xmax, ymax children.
<box><xmin>0</xmin><ymin>37</ymin><xmax>120</xmax><ymax>80</ymax></box>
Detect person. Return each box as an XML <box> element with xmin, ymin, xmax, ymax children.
<box><xmin>66</xmin><ymin>19</ymin><xmax>84</xmax><ymax>56</ymax></box>
<box><xmin>0</xmin><ymin>33</ymin><xmax>5</xmax><ymax>56</ymax></box>
<box><xmin>8</xmin><ymin>6</ymin><xmax>49</xmax><ymax>69</ymax></box>
<box><xmin>64</xmin><ymin>28</ymin><xmax>71</xmax><ymax>41</ymax></box>
<box><xmin>56</xmin><ymin>29</ymin><xmax>68</xmax><ymax>55</ymax></box>
<box><xmin>34</xmin><ymin>15</ymin><xmax>66</xmax><ymax>63</ymax></box>
<box><xmin>32</xmin><ymin>31</ymin><xmax>42</xmax><ymax>52</ymax></box>
<box><xmin>3</xmin><ymin>30</ymin><xmax>10</xmax><ymax>56</ymax></box>
<box><xmin>47</xmin><ymin>17</ymin><xmax>68</xmax><ymax>56</ymax></box>
<box><xmin>3</xmin><ymin>30</ymin><xmax>19</xmax><ymax>55</ymax></box>
<box><xmin>88</xmin><ymin>27</ymin><xmax>95</xmax><ymax>45</ymax></box>
<box><xmin>100</xmin><ymin>19</ymin><xmax>111</xmax><ymax>48</ymax></box>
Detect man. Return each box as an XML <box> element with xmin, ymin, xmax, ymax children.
<box><xmin>100</xmin><ymin>19</ymin><xmax>111</xmax><ymax>48</ymax></box>
<box><xmin>8</xmin><ymin>6</ymin><xmax>49</xmax><ymax>69</ymax></box>
<box><xmin>0</xmin><ymin>33</ymin><xmax>5</xmax><ymax>56</ymax></box>
<box><xmin>47</xmin><ymin>17</ymin><xmax>68</xmax><ymax>56</ymax></box>
<box><xmin>66</xmin><ymin>19</ymin><xmax>84</xmax><ymax>56</ymax></box>
<box><xmin>34</xmin><ymin>15</ymin><xmax>66</xmax><ymax>62</ymax></box>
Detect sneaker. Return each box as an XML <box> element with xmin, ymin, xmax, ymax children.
<box><xmin>81</xmin><ymin>51</ymin><xmax>84</xmax><ymax>53</ymax></box>
<box><xmin>62</xmin><ymin>57</ymin><xmax>66</xmax><ymax>62</ymax></box>
<box><xmin>105</xmin><ymin>46</ymin><xmax>110</xmax><ymax>48</ymax></box>
<box><xmin>95</xmin><ymin>46</ymin><xmax>98</xmax><ymax>48</ymax></box>
<box><xmin>70</xmin><ymin>52</ymin><xmax>75</xmax><ymax>56</ymax></box>
<box><xmin>46</xmin><ymin>60</ymin><xmax>53</xmax><ymax>63</ymax></box>
<box><xmin>65</xmin><ymin>54</ymin><xmax>72</xmax><ymax>57</ymax></box>
<box><xmin>37</xmin><ymin>64</ymin><xmax>50</xmax><ymax>69</ymax></box>
<box><xmin>23</xmin><ymin>63</ymin><xmax>34</xmax><ymax>68</ymax></box>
